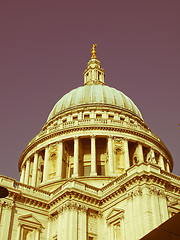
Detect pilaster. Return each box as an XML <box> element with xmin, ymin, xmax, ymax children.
<box><xmin>79</xmin><ymin>206</ymin><xmax>88</xmax><ymax>240</ymax></box>
<box><xmin>159</xmin><ymin>191</ymin><xmax>168</xmax><ymax>222</ymax></box>
<box><xmin>142</xmin><ymin>187</ymin><xmax>154</xmax><ymax>235</ymax></box>
<box><xmin>1</xmin><ymin>202</ymin><xmax>14</xmax><ymax>240</ymax></box>
<box><xmin>126</xmin><ymin>194</ymin><xmax>135</xmax><ymax>240</ymax></box>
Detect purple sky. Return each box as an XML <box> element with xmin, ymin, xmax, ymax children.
<box><xmin>0</xmin><ymin>1</ymin><xmax>179</xmax><ymax>180</ymax></box>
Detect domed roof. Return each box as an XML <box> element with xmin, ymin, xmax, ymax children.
<box><xmin>48</xmin><ymin>48</ymin><xmax>143</xmax><ymax>122</ymax></box>
<box><xmin>47</xmin><ymin>84</ymin><xmax>143</xmax><ymax>121</ymax></box>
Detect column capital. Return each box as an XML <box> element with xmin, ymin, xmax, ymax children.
<box><xmin>107</xmin><ymin>135</ymin><xmax>113</xmax><ymax>140</ymax></box>
<box><xmin>123</xmin><ymin>137</ymin><xmax>129</xmax><ymax>141</ymax></box>
<box><xmin>45</xmin><ymin>144</ymin><xmax>50</xmax><ymax>149</ymax></box>
<box><xmin>137</xmin><ymin>141</ymin><xmax>143</xmax><ymax>146</ymax></box>
<box><xmin>90</xmin><ymin>134</ymin><xmax>96</xmax><ymax>139</ymax></box>
<box><xmin>74</xmin><ymin>135</ymin><xmax>79</xmax><ymax>140</ymax></box>
<box><xmin>22</xmin><ymin>165</ymin><xmax>26</xmax><ymax>170</ymax></box>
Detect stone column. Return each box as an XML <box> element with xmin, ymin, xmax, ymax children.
<box><xmin>56</xmin><ymin>141</ymin><xmax>63</xmax><ymax>179</ymax></box>
<box><xmin>43</xmin><ymin>146</ymin><xmax>49</xmax><ymax>182</ymax></box>
<box><xmin>1</xmin><ymin>202</ymin><xmax>14</xmax><ymax>240</ymax></box>
<box><xmin>20</xmin><ymin>166</ymin><xmax>25</xmax><ymax>183</ymax></box>
<box><xmin>137</xmin><ymin>143</ymin><xmax>144</xmax><ymax>163</ymax></box>
<box><xmin>72</xmin><ymin>137</ymin><xmax>79</xmax><ymax>177</ymax></box>
<box><xmin>108</xmin><ymin>136</ymin><xmax>114</xmax><ymax>175</ymax></box>
<box><xmin>124</xmin><ymin>139</ymin><xmax>130</xmax><ymax>169</ymax></box>
<box><xmin>158</xmin><ymin>155</ymin><xmax>165</xmax><ymax>170</ymax></box>
<box><xmin>90</xmin><ymin>135</ymin><xmax>97</xmax><ymax>176</ymax></box>
<box><xmin>31</xmin><ymin>152</ymin><xmax>39</xmax><ymax>187</ymax></box>
<box><xmin>24</xmin><ymin>159</ymin><xmax>30</xmax><ymax>184</ymax></box>
<box><xmin>166</xmin><ymin>162</ymin><xmax>170</xmax><ymax>172</ymax></box>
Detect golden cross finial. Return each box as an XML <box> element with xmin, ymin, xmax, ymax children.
<box><xmin>91</xmin><ymin>44</ymin><xmax>97</xmax><ymax>59</ymax></box>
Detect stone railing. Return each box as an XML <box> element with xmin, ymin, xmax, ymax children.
<box><xmin>28</xmin><ymin>118</ymin><xmax>151</xmax><ymax>145</ymax></box>
<box><xmin>0</xmin><ymin>175</ymin><xmax>50</xmax><ymax>199</ymax></box>
<box><xmin>101</xmin><ymin>173</ymin><xmax>127</xmax><ymax>193</ymax></box>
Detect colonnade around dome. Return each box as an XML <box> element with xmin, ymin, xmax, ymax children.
<box><xmin>19</xmin><ymin>101</ymin><xmax>172</xmax><ymax>191</ymax></box>
<box><xmin>20</xmin><ymin>132</ymin><xmax>171</xmax><ymax>189</ymax></box>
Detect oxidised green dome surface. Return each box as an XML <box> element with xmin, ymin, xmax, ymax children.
<box><xmin>47</xmin><ymin>84</ymin><xmax>143</xmax><ymax>121</ymax></box>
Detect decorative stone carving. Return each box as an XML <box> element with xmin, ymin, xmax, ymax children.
<box><xmin>146</xmin><ymin>149</ymin><xmax>156</xmax><ymax>164</ymax></box>
<box><xmin>3</xmin><ymin>201</ymin><xmax>14</xmax><ymax>210</ymax></box>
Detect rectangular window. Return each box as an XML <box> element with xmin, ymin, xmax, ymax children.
<box><xmin>96</xmin><ymin>114</ymin><xmax>102</xmax><ymax>118</ymax></box>
<box><xmin>73</xmin><ymin>116</ymin><xmax>78</xmax><ymax>121</ymax></box>
<box><xmin>84</xmin><ymin>114</ymin><xmax>90</xmax><ymax>119</ymax></box>
<box><xmin>84</xmin><ymin>165</ymin><xmax>91</xmax><ymax>176</ymax></box>
<box><xmin>97</xmin><ymin>165</ymin><xmax>105</xmax><ymax>175</ymax></box>
<box><xmin>108</xmin><ymin>115</ymin><xmax>114</xmax><ymax>119</ymax></box>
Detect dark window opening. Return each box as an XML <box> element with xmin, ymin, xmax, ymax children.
<box><xmin>73</xmin><ymin>116</ymin><xmax>78</xmax><ymax>121</ymax></box>
<box><xmin>96</xmin><ymin>114</ymin><xmax>102</xmax><ymax>118</ymax></box>
<box><xmin>84</xmin><ymin>114</ymin><xmax>90</xmax><ymax>119</ymax></box>
<box><xmin>108</xmin><ymin>115</ymin><xmax>114</xmax><ymax>119</ymax></box>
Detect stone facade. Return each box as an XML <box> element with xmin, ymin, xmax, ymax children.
<box><xmin>0</xmin><ymin>48</ymin><xmax>180</xmax><ymax>240</ymax></box>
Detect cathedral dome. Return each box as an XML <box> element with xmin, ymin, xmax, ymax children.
<box><xmin>18</xmin><ymin>45</ymin><xmax>173</xmax><ymax>192</ymax></box>
<box><xmin>47</xmin><ymin>84</ymin><xmax>143</xmax><ymax>122</ymax></box>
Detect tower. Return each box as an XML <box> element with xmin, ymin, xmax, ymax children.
<box><xmin>0</xmin><ymin>46</ymin><xmax>180</xmax><ymax>240</ymax></box>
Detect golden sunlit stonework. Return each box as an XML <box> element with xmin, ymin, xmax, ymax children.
<box><xmin>0</xmin><ymin>47</ymin><xmax>180</xmax><ymax>240</ymax></box>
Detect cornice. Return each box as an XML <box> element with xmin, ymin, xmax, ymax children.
<box><xmin>2</xmin><ymin>167</ymin><xmax>180</xmax><ymax>214</ymax></box>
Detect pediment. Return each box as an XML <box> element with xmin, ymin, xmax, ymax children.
<box><xmin>18</xmin><ymin>214</ymin><xmax>42</xmax><ymax>227</ymax></box>
<box><xmin>106</xmin><ymin>208</ymin><xmax>124</xmax><ymax>225</ymax></box>
<box><xmin>106</xmin><ymin>208</ymin><xmax>124</xmax><ymax>219</ymax></box>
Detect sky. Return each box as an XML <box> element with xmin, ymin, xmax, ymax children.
<box><xmin>0</xmin><ymin>1</ymin><xmax>179</xmax><ymax>180</ymax></box>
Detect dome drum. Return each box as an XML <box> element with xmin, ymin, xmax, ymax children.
<box><xmin>19</xmin><ymin>128</ymin><xmax>172</xmax><ymax>190</ymax></box>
